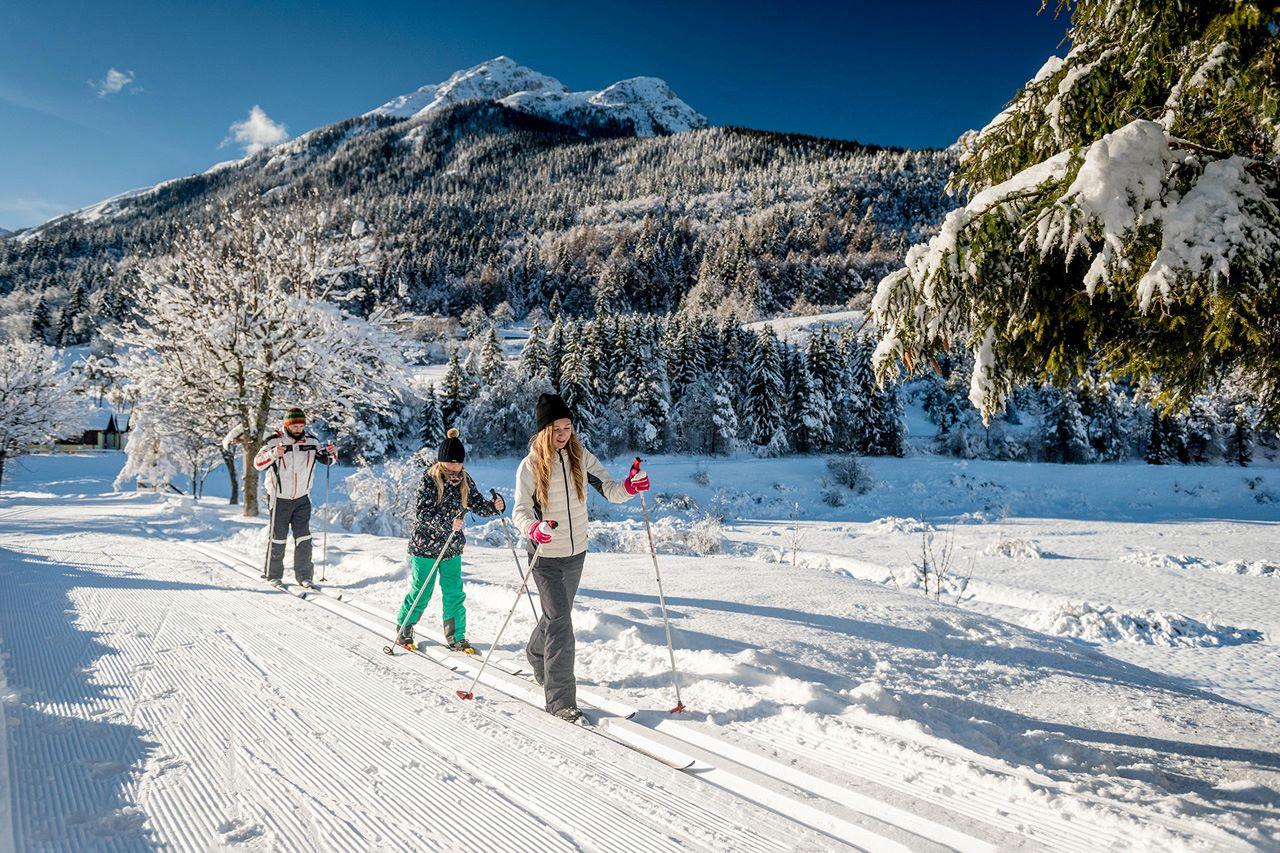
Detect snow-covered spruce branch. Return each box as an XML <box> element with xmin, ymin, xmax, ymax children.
<box><xmin>874</xmin><ymin>0</ymin><xmax>1280</xmax><ymax>425</ymax></box>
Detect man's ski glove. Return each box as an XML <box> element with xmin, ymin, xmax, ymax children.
<box><xmin>529</xmin><ymin>520</ymin><xmax>556</xmax><ymax>545</ymax></box>
<box><xmin>624</xmin><ymin>457</ymin><xmax>650</xmax><ymax>495</ymax></box>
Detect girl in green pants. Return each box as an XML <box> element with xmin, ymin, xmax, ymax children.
<box><xmin>396</xmin><ymin>428</ymin><xmax>504</xmax><ymax>653</ymax></box>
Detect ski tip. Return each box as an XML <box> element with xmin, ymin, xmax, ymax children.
<box><xmin>669</xmin><ymin>703</ymin><xmax>687</xmax><ymax>714</ymax></box>
<box><xmin>455</xmin><ymin>690</ymin><xmax>474</xmax><ymax>700</ymax></box>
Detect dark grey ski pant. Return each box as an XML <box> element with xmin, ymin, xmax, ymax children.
<box><xmin>267</xmin><ymin>495</ymin><xmax>313</xmax><ymax>583</ymax></box>
<box><xmin>525</xmin><ymin>550</ymin><xmax>587</xmax><ymax>714</ymax></box>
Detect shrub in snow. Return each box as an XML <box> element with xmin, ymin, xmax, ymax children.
<box><xmin>895</xmin><ymin>526</ymin><xmax>971</xmax><ymax>603</ymax></box>
<box><xmin>820</xmin><ymin>484</ymin><xmax>846</xmax><ymax>508</ymax></box>
<box><xmin>588</xmin><ymin>515</ymin><xmax>723</xmax><ymax>556</ymax></box>
<box><xmin>324</xmin><ymin>452</ymin><xmax>431</xmax><ymax>536</ymax></box>
<box><xmin>652</xmin><ymin>492</ymin><xmax>699</xmax><ymax>512</ymax></box>
<box><xmin>1029</xmin><ymin>602</ymin><xmax>1264</xmax><ymax>648</ymax></box>
<box><xmin>865</xmin><ymin>516</ymin><xmax>934</xmax><ymax>535</ymax></box>
<box><xmin>689</xmin><ymin>466</ymin><xmax>710</xmax><ymax>487</ymax></box>
<box><xmin>983</xmin><ymin>536</ymin><xmax>1042</xmax><ymax>559</ymax></box>
<box><xmin>826</xmin><ymin>456</ymin><xmax>874</xmax><ymax>494</ymax></box>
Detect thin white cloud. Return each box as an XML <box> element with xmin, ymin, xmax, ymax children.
<box><xmin>223</xmin><ymin>105</ymin><xmax>289</xmax><ymax>156</ymax></box>
<box><xmin>0</xmin><ymin>197</ymin><xmax>74</xmax><ymax>230</ymax></box>
<box><xmin>93</xmin><ymin>68</ymin><xmax>136</xmax><ymax>97</ymax></box>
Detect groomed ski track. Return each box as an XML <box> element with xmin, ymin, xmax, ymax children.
<box><xmin>2</xmin><ymin>489</ymin><xmax>1259</xmax><ymax>851</ymax></box>
<box><xmin>0</xmin><ymin>490</ymin><xmax>924</xmax><ymax>851</ymax></box>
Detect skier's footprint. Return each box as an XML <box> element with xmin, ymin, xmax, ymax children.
<box><xmin>216</xmin><ymin>818</ymin><xmax>265</xmax><ymax>844</ymax></box>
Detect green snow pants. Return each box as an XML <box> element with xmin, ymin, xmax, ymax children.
<box><xmin>396</xmin><ymin>554</ymin><xmax>467</xmax><ymax>643</ymax></box>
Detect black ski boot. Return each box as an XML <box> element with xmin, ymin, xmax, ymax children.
<box><xmin>298</xmin><ymin>579</ymin><xmax>316</xmax><ymax>590</ymax></box>
<box><xmin>448</xmin><ymin>640</ymin><xmax>477</xmax><ymax>655</ymax></box>
<box><xmin>266</xmin><ymin>577</ymin><xmax>284</xmax><ymax>589</ymax></box>
<box><xmin>396</xmin><ymin>625</ymin><xmax>416</xmax><ymax>651</ymax></box>
<box><xmin>552</xmin><ymin>707</ymin><xmax>583</xmax><ymax>724</ymax></box>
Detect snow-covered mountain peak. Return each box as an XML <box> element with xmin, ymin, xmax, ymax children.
<box><xmin>367</xmin><ymin>56</ymin><xmax>567</xmax><ymax>119</ymax></box>
<box><xmin>586</xmin><ymin>76</ymin><xmax>709</xmax><ymax>135</ymax></box>
<box><xmin>368</xmin><ymin>58</ymin><xmax>707</xmax><ymax>136</ymax></box>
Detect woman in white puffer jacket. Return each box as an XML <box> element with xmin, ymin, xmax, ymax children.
<box><xmin>512</xmin><ymin>393</ymin><xmax>650</xmax><ymax>722</ymax></box>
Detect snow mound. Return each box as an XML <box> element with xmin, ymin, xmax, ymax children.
<box><xmin>1029</xmin><ymin>602</ymin><xmax>1264</xmax><ymax>647</ymax></box>
<box><xmin>864</xmin><ymin>516</ymin><xmax>934</xmax><ymax>535</ymax></box>
<box><xmin>470</xmin><ymin>514</ymin><xmax>724</xmax><ymax>556</ymax></box>
<box><xmin>1121</xmin><ymin>551</ymin><xmax>1212</xmax><ymax>570</ymax></box>
<box><xmin>984</xmin><ymin>537</ymin><xmax>1042</xmax><ymax>559</ymax></box>
<box><xmin>1212</xmin><ymin>559</ymin><xmax>1280</xmax><ymax>578</ymax></box>
<box><xmin>1121</xmin><ymin>552</ymin><xmax>1278</xmax><ymax>578</ymax></box>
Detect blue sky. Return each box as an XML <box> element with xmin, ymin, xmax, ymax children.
<box><xmin>0</xmin><ymin>0</ymin><xmax>1068</xmax><ymax>230</ymax></box>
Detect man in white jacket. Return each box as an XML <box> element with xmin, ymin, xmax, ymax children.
<box><xmin>512</xmin><ymin>393</ymin><xmax>650</xmax><ymax>721</ymax></box>
<box><xmin>253</xmin><ymin>407</ymin><xmax>336</xmax><ymax>588</ymax></box>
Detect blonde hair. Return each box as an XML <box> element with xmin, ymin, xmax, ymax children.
<box><xmin>429</xmin><ymin>428</ymin><xmax>468</xmax><ymax>506</ymax></box>
<box><xmin>529</xmin><ymin>424</ymin><xmax>584</xmax><ymax>509</ymax></box>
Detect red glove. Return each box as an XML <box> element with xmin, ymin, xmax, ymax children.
<box><xmin>624</xmin><ymin>457</ymin><xmax>650</xmax><ymax>495</ymax></box>
<box><xmin>529</xmin><ymin>520</ymin><xmax>556</xmax><ymax>545</ymax></box>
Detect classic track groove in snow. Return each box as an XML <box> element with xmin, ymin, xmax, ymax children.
<box><xmin>0</xmin><ymin>492</ymin><xmax>847</xmax><ymax>851</ymax></box>
<box><xmin>188</xmin><ymin>540</ymin><xmax>1002</xmax><ymax>851</ymax></box>
<box><xmin>184</xmin><ymin>544</ymin><xmax>933</xmax><ymax>850</ymax></box>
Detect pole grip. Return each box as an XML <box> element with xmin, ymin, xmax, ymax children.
<box><xmin>629</xmin><ymin>456</ymin><xmax>643</xmax><ymax>478</ymax></box>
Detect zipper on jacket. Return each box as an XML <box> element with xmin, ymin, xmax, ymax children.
<box><xmin>559</xmin><ymin>450</ymin><xmax>575</xmax><ymax>552</ymax></box>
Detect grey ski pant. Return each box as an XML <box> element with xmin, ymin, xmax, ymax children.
<box><xmin>524</xmin><ymin>550</ymin><xmax>587</xmax><ymax>714</ymax></box>
<box><xmin>267</xmin><ymin>495</ymin><xmax>313</xmax><ymax>582</ymax></box>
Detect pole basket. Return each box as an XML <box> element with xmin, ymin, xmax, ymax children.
<box><xmin>456</xmin><ymin>690</ymin><xmax>474</xmax><ymax>700</ymax></box>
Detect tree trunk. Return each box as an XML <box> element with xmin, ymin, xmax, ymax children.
<box><xmin>221</xmin><ymin>447</ymin><xmax>239</xmax><ymax>505</ymax></box>
<box><xmin>242</xmin><ymin>436</ymin><xmax>262</xmax><ymax>517</ymax></box>
<box><xmin>0</xmin><ymin>451</ymin><xmax>6</xmax><ymax>492</ymax></box>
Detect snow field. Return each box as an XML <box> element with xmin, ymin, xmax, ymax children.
<box><xmin>3</xmin><ymin>451</ymin><xmax>1279</xmax><ymax>849</ymax></box>
<box><xmin>0</xmin><ymin>489</ymin><xmax>831</xmax><ymax>851</ymax></box>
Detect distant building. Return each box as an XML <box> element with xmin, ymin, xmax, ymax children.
<box><xmin>56</xmin><ymin>404</ymin><xmax>131</xmax><ymax>451</ymax></box>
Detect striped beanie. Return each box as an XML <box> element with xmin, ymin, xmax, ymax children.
<box><xmin>283</xmin><ymin>407</ymin><xmax>307</xmax><ymax>427</ymax></box>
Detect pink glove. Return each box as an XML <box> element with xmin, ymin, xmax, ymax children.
<box><xmin>529</xmin><ymin>520</ymin><xmax>556</xmax><ymax>545</ymax></box>
<box><xmin>624</xmin><ymin>457</ymin><xmax>650</xmax><ymax>495</ymax></box>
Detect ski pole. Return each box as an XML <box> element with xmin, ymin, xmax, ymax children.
<box><xmin>457</xmin><ymin>520</ymin><xmax>557</xmax><ymax>701</ymax></box>
<box><xmin>320</xmin><ymin>445</ymin><xmax>332</xmax><ymax>582</ymax></box>
<box><xmin>493</xmin><ymin>493</ymin><xmax>539</xmax><ymax>624</ymax></box>
<box><xmin>261</xmin><ymin>459</ymin><xmax>281</xmax><ymax>579</ymax></box>
<box><xmin>382</xmin><ymin>519</ymin><xmax>461</xmax><ymax>656</ymax></box>
<box><xmin>632</xmin><ymin>457</ymin><xmax>686</xmax><ymax>714</ymax></box>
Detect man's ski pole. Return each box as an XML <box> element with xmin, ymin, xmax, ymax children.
<box><xmin>632</xmin><ymin>457</ymin><xmax>686</xmax><ymax>714</ymax></box>
<box><xmin>382</xmin><ymin>520</ymin><xmax>461</xmax><ymax>656</ymax></box>
<box><xmin>320</xmin><ymin>445</ymin><xmax>332</xmax><ymax>582</ymax></box>
<box><xmin>457</xmin><ymin>520</ymin><xmax>557</xmax><ymax>701</ymax></box>
<box><xmin>261</xmin><ymin>458</ymin><xmax>281</xmax><ymax>579</ymax></box>
<box><xmin>493</xmin><ymin>492</ymin><xmax>539</xmax><ymax>624</ymax></box>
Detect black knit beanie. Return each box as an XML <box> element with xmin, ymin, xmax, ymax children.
<box><xmin>535</xmin><ymin>393</ymin><xmax>573</xmax><ymax>432</ymax></box>
<box><xmin>437</xmin><ymin>427</ymin><xmax>465</xmax><ymax>463</ymax></box>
